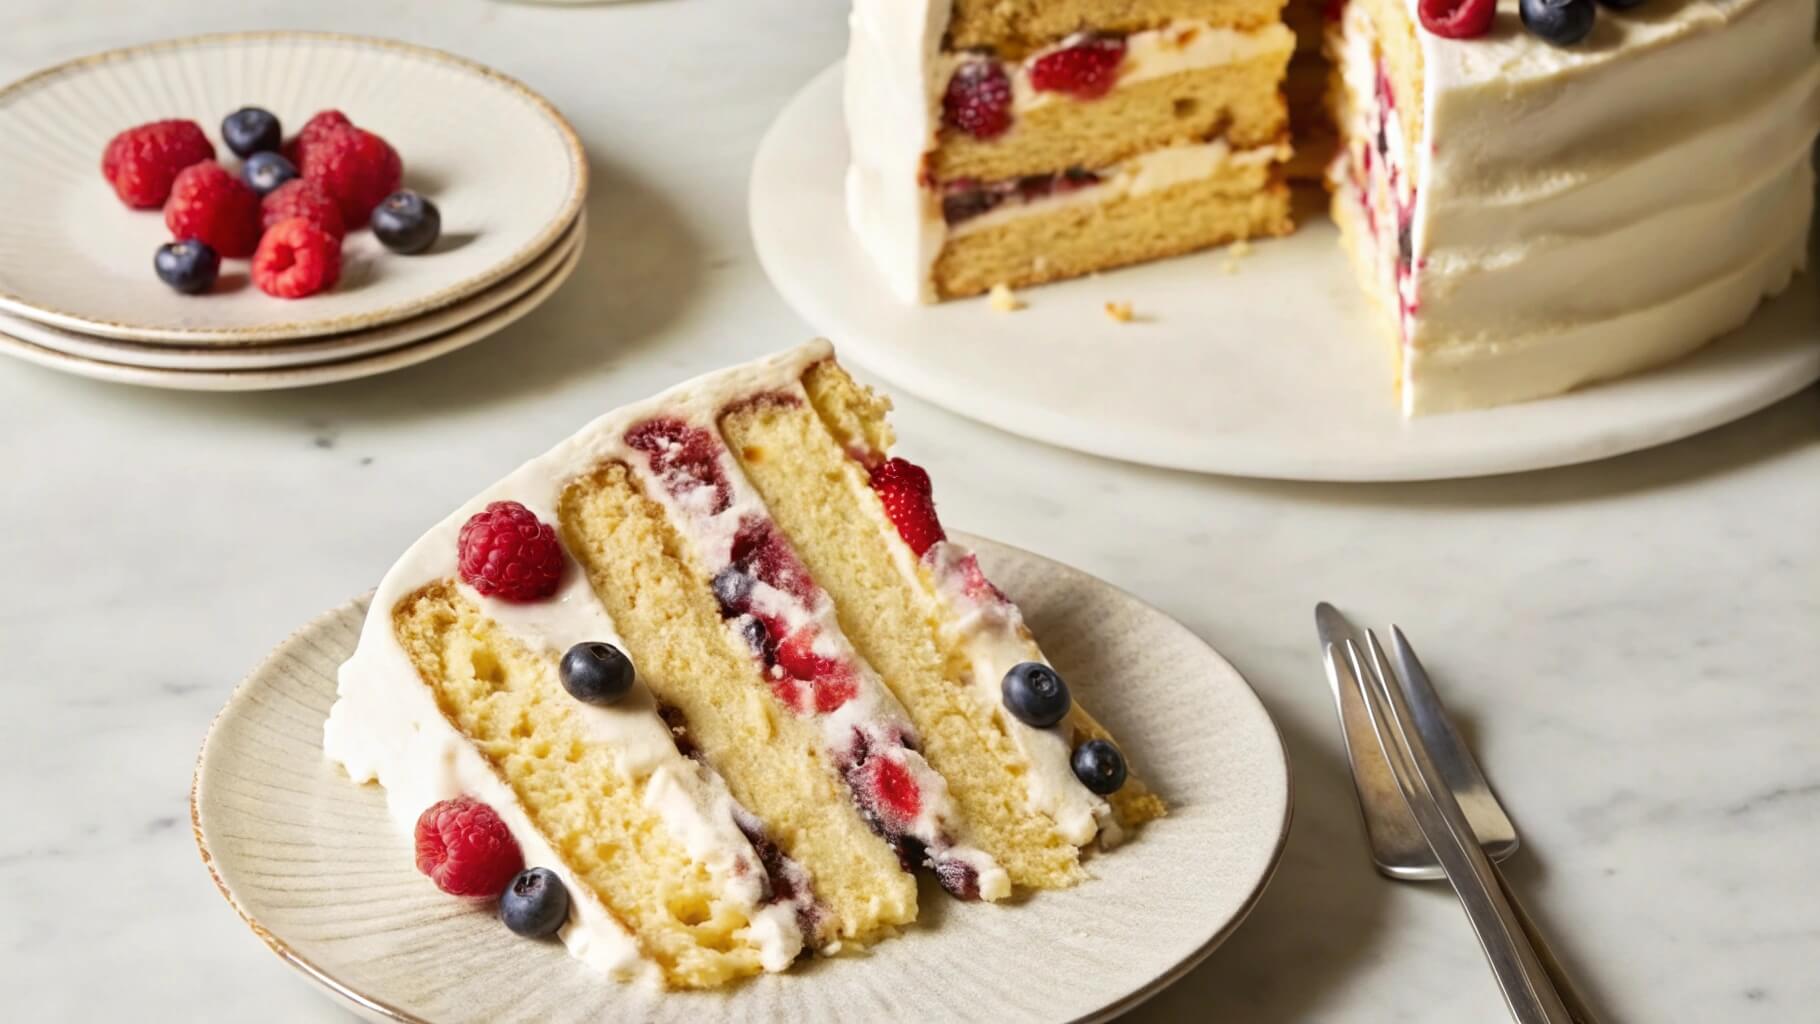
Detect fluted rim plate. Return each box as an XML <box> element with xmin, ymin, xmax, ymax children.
<box><xmin>0</xmin><ymin>32</ymin><xmax>587</xmax><ymax>343</ymax></box>
<box><xmin>192</xmin><ymin>536</ymin><xmax>1292</xmax><ymax>1023</ymax></box>
<box><xmin>0</xmin><ymin>212</ymin><xmax>580</xmax><ymax>371</ymax></box>
<box><xmin>0</xmin><ymin>226</ymin><xmax>581</xmax><ymax>391</ymax></box>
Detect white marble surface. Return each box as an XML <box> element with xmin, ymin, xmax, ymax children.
<box><xmin>1</xmin><ymin>1</ymin><xmax>1815</xmax><ymax>1020</ymax></box>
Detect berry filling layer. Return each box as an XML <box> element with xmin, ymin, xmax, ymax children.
<box><xmin>623</xmin><ymin>410</ymin><xmax>1008</xmax><ymax>902</ymax></box>
<box><xmin>1333</xmin><ymin>10</ymin><xmax>1422</xmax><ymax>340</ymax></box>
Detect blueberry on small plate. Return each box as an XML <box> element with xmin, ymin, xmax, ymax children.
<box><xmin>222</xmin><ymin>106</ymin><xmax>282</xmax><ymax>158</ymax></box>
<box><xmin>153</xmin><ymin>239</ymin><xmax>220</xmax><ymax>295</ymax></box>
<box><xmin>242</xmin><ymin>151</ymin><xmax>298</xmax><ymax>197</ymax></box>
<box><xmin>371</xmin><ymin>190</ymin><xmax>442</xmax><ymax>254</ymax></box>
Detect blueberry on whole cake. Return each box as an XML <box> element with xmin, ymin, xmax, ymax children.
<box><xmin>324</xmin><ymin>341</ymin><xmax>1166</xmax><ymax>989</ymax></box>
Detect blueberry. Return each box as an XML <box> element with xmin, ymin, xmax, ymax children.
<box><xmin>153</xmin><ymin>239</ymin><xmax>220</xmax><ymax>295</ymax></box>
<box><xmin>221</xmin><ymin>107</ymin><xmax>281</xmax><ymax>158</ymax></box>
<box><xmin>499</xmin><ymin>867</ymin><xmax>569</xmax><ymax>938</ymax></box>
<box><xmin>241</xmin><ymin>151</ymin><xmax>298</xmax><ymax>197</ymax></box>
<box><xmin>711</xmin><ymin>567</ymin><xmax>753</xmax><ymax>615</ymax></box>
<box><xmin>559</xmin><ymin>641</ymin><xmax>636</xmax><ymax>705</ymax></box>
<box><xmin>1520</xmin><ymin>0</ymin><xmax>1596</xmax><ymax>45</ymax></box>
<box><xmin>1071</xmin><ymin>739</ymin><xmax>1127</xmax><ymax>795</ymax></box>
<box><xmin>371</xmin><ymin>190</ymin><xmax>442</xmax><ymax>254</ymax></box>
<box><xmin>1001</xmin><ymin>662</ymin><xmax>1071</xmax><ymax>728</ymax></box>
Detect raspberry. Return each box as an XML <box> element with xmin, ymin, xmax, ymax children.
<box><xmin>942</xmin><ymin>61</ymin><xmax>1013</xmax><ymax>140</ymax></box>
<box><xmin>863</xmin><ymin>754</ymin><xmax>922</xmax><ymax>829</ymax></box>
<box><xmin>870</xmin><ymin>458</ymin><xmax>946</xmax><ymax>557</ymax></box>
<box><xmin>252</xmin><ymin>218</ymin><xmax>341</xmax><ymax>298</ymax></box>
<box><xmin>261</xmin><ymin>178</ymin><xmax>345</xmax><ymax>240</ymax></box>
<box><xmin>163</xmin><ymin>161</ymin><xmax>262</xmax><ymax>258</ymax></box>
<box><xmin>625</xmin><ymin>419</ymin><xmax>733</xmax><ymax>515</ymax></box>
<box><xmin>414</xmin><ymin>798</ymin><xmax>523</xmax><ymax>898</ymax></box>
<box><xmin>1029</xmin><ymin>35</ymin><xmax>1128</xmax><ymax>99</ymax></box>
<box><xmin>456</xmin><ymin>501</ymin><xmax>566</xmax><ymax>602</ymax></box>
<box><xmin>283</xmin><ymin>109</ymin><xmax>352</xmax><ymax>167</ymax></box>
<box><xmin>101</xmin><ymin>119</ymin><xmax>215</xmax><ymax>208</ymax></box>
<box><xmin>775</xmin><ymin>628</ymin><xmax>858</xmax><ymax>714</ymax></box>
<box><xmin>1419</xmin><ymin>0</ymin><xmax>1496</xmax><ymax>37</ymax></box>
<box><xmin>301</xmin><ymin>124</ymin><xmax>402</xmax><ymax>225</ymax></box>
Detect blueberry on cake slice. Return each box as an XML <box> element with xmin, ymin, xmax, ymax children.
<box><xmin>1326</xmin><ymin>0</ymin><xmax>1818</xmax><ymax>413</ymax></box>
<box><xmin>848</xmin><ymin>0</ymin><xmax>1299</xmax><ymax>300</ymax></box>
<box><xmin>324</xmin><ymin>341</ymin><xmax>1163</xmax><ymax>987</ymax></box>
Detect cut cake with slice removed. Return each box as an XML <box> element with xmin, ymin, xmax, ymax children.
<box><xmin>324</xmin><ymin>340</ymin><xmax>1164</xmax><ymax>988</ymax></box>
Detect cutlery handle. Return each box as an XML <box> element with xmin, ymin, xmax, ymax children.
<box><xmin>1496</xmin><ymin>864</ymin><xmax>1601</xmax><ymax>1024</ymax></box>
<box><xmin>1350</xmin><ymin>637</ymin><xmax>1572</xmax><ymax>1024</ymax></box>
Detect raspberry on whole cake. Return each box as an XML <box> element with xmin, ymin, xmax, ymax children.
<box><xmin>324</xmin><ymin>341</ymin><xmax>1164</xmax><ymax>990</ymax></box>
<box><xmin>844</xmin><ymin>0</ymin><xmax>1820</xmax><ymax>414</ymax></box>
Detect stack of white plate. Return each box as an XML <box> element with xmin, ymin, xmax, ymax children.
<box><xmin>0</xmin><ymin>32</ymin><xmax>587</xmax><ymax>390</ymax></box>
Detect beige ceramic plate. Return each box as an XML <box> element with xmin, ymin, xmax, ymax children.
<box><xmin>0</xmin><ymin>228</ymin><xmax>581</xmax><ymax>390</ymax></box>
<box><xmin>0</xmin><ymin>31</ymin><xmax>586</xmax><ymax>344</ymax></box>
<box><xmin>193</xmin><ymin>536</ymin><xmax>1291</xmax><ymax>1023</ymax></box>
<box><xmin>0</xmin><ymin>213</ymin><xmax>581</xmax><ymax>371</ymax></box>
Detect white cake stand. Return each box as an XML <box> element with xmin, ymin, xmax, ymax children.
<box><xmin>749</xmin><ymin>62</ymin><xmax>1820</xmax><ymax>482</ymax></box>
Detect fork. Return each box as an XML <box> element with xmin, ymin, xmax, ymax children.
<box><xmin>1317</xmin><ymin>605</ymin><xmax>1599</xmax><ymax>1024</ymax></box>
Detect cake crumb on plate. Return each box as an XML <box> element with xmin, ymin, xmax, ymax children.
<box><xmin>989</xmin><ymin>283</ymin><xmax>1025</xmax><ymax>312</ymax></box>
<box><xmin>1104</xmin><ymin>301</ymin><xmax>1135</xmax><ymax>323</ymax></box>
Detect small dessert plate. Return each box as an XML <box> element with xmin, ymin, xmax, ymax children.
<box><xmin>0</xmin><ymin>31</ymin><xmax>586</xmax><ymax>344</ymax></box>
<box><xmin>0</xmin><ymin>228</ymin><xmax>581</xmax><ymax>391</ymax></box>
<box><xmin>750</xmin><ymin>64</ymin><xmax>1820</xmax><ymax>482</ymax></box>
<box><xmin>0</xmin><ymin>212</ymin><xmax>581</xmax><ymax>371</ymax></box>
<box><xmin>193</xmin><ymin>536</ymin><xmax>1292</xmax><ymax>1023</ymax></box>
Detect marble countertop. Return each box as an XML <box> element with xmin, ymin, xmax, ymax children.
<box><xmin>4</xmin><ymin>1</ymin><xmax>1816</xmax><ymax>1020</ymax></box>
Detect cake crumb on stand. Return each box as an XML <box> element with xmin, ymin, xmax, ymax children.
<box><xmin>988</xmin><ymin>283</ymin><xmax>1025</xmax><ymax>312</ymax></box>
<box><xmin>1103</xmin><ymin>301</ymin><xmax>1136</xmax><ymax>323</ymax></box>
<box><xmin>1219</xmin><ymin>239</ymin><xmax>1252</xmax><ymax>275</ymax></box>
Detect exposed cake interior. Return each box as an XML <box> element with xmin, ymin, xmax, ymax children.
<box><xmin>557</xmin><ymin>461</ymin><xmax>920</xmax><ymax>948</ymax></box>
<box><xmin>390</xmin><ymin>584</ymin><xmax>799</xmax><ymax>987</ymax></box>
<box><xmin>847</xmin><ymin>0</ymin><xmax>1298</xmax><ymax>300</ymax></box>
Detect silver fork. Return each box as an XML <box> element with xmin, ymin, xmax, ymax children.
<box><xmin>1316</xmin><ymin>604</ymin><xmax>1599</xmax><ymax>1024</ymax></box>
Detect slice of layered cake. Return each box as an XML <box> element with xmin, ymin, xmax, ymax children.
<box><xmin>1327</xmin><ymin>0</ymin><xmax>1819</xmax><ymax>413</ymax></box>
<box><xmin>325</xmin><ymin>341</ymin><xmax>1164</xmax><ymax>988</ymax></box>
<box><xmin>847</xmin><ymin>0</ymin><xmax>1298</xmax><ymax>300</ymax></box>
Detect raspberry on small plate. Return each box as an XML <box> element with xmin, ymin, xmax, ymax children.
<box><xmin>0</xmin><ymin>31</ymin><xmax>585</xmax><ymax>345</ymax></box>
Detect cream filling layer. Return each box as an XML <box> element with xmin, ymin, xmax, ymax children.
<box><xmin>947</xmin><ymin>138</ymin><xmax>1289</xmax><ymax>240</ymax></box>
<box><xmin>997</xmin><ymin>21</ymin><xmax>1296</xmax><ymax>115</ymax></box>
<box><xmin>326</xmin><ymin>344</ymin><xmax>846</xmax><ymax>982</ymax></box>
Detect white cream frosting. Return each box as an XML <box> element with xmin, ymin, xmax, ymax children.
<box><xmin>846</xmin><ymin>4</ymin><xmax>1295</xmax><ymax>303</ymax></box>
<box><xmin>1333</xmin><ymin>0</ymin><xmax>1820</xmax><ymax>413</ymax></box>
<box><xmin>325</xmin><ymin>344</ymin><xmax>849</xmax><ymax>982</ymax></box>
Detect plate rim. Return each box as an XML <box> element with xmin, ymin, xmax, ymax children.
<box><xmin>0</xmin><ymin>29</ymin><xmax>590</xmax><ymax>343</ymax></box>
<box><xmin>0</xmin><ymin>225</ymin><xmax>584</xmax><ymax>390</ymax></box>
<box><xmin>190</xmin><ymin>534</ymin><xmax>1294</xmax><ymax>1023</ymax></box>
<box><xmin>0</xmin><ymin>212</ymin><xmax>584</xmax><ymax>370</ymax></box>
<box><xmin>749</xmin><ymin>61</ymin><xmax>1820</xmax><ymax>483</ymax></box>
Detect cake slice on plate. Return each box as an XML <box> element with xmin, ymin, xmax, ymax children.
<box><xmin>324</xmin><ymin>341</ymin><xmax>1164</xmax><ymax>988</ymax></box>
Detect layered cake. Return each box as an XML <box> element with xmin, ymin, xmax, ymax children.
<box><xmin>845</xmin><ymin>0</ymin><xmax>1820</xmax><ymax>414</ymax></box>
<box><xmin>324</xmin><ymin>341</ymin><xmax>1165</xmax><ymax>989</ymax></box>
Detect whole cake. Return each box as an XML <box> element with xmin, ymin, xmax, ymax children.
<box><xmin>844</xmin><ymin>0</ymin><xmax>1820</xmax><ymax>413</ymax></box>
<box><xmin>324</xmin><ymin>341</ymin><xmax>1165</xmax><ymax>989</ymax></box>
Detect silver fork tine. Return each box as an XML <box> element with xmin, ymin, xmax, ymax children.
<box><xmin>1346</xmin><ymin>635</ymin><xmax>1571</xmax><ymax>1024</ymax></box>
